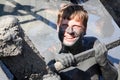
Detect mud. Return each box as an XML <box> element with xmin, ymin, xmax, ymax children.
<box><xmin>0</xmin><ymin>15</ymin><xmax>22</xmax><ymax>57</ymax></box>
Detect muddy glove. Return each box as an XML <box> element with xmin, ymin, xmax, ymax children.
<box><xmin>94</xmin><ymin>40</ymin><xmax>118</xmax><ymax>80</ymax></box>
<box><xmin>55</xmin><ymin>53</ymin><xmax>75</xmax><ymax>68</ymax></box>
<box><xmin>94</xmin><ymin>40</ymin><xmax>108</xmax><ymax>66</ymax></box>
<box><xmin>43</xmin><ymin>72</ymin><xmax>61</xmax><ymax>80</ymax></box>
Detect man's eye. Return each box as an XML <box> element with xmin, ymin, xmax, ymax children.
<box><xmin>73</xmin><ymin>25</ymin><xmax>83</xmax><ymax>29</ymax></box>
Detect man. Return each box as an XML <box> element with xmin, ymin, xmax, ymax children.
<box><xmin>43</xmin><ymin>4</ymin><xmax>118</xmax><ymax>80</ymax></box>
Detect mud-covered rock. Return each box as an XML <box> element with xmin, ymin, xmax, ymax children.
<box><xmin>0</xmin><ymin>15</ymin><xmax>23</xmax><ymax>57</ymax></box>
<box><xmin>0</xmin><ymin>15</ymin><xmax>47</xmax><ymax>80</ymax></box>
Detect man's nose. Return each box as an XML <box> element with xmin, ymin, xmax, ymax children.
<box><xmin>66</xmin><ymin>27</ymin><xmax>74</xmax><ymax>34</ymax></box>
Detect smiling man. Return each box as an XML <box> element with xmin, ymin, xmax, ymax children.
<box><xmin>43</xmin><ymin>4</ymin><xmax>118</xmax><ymax>80</ymax></box>
<box><xmin>57</xmin><ymin>5</ymin><xmax>87</xmax><ymax>55</ymax></box>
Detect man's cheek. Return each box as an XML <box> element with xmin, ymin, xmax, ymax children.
<box><xmin>77</xmin><ymin>30</ymin><xmax>85</xmax><ymax>36</ymax></box>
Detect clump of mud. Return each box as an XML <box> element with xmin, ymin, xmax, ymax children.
<box><xmin>0</xmin><ymin>15</ymin><xmax>23</xmax><ymax>57</ymax></box>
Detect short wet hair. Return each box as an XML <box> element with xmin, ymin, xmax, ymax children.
<box><xmin>57</xmin><ymin>4</ymin><xmax>88</xmax><ymax>28</ymax></box>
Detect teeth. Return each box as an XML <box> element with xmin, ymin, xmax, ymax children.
<box><xmin>65</xmin><ymin>35</ymin><xmax>75</xmax><ymax>38</ymax></box>
<box><xmin>65</xmin><ymin>36</ymin><xmax>75</xmax><ymax>39</ymax></box>
<box><xmin>65</xmin><ymin>36</ymin><xmax>73</xmax><ymax>39</ymax></box>
<box><xmin>64</xmin><ymin>33</ymin><xmax>76</xmax><ymax>39</ymax></box>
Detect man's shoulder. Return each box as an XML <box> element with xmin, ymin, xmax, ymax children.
<box><xmin>83</xmin><ymin>36</ymin><xmax>97</xmax><ymax>41</ymax></box>
<box><xmin>82</xmin><ymin>36</ymin><xmax>98</xmax><ymax>50</ymax></box>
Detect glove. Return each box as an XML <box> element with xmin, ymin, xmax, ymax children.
<box><xmin>55</xmin><ymin>53</ymin><xmax>75</xmax><ymax>68</ymax></box>
<box><xmin>43</xmin><ymin>72</ymin><xmax>61</xmax><ymax>80</ymax></box>
<box><xmin>94</xmin><ymin>40</ymin><xmax>108</xmax><ymax>66</ymax></box>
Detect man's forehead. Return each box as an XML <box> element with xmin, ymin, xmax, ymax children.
<box><xmin>61</xmin><ymin>18</ymin><xmax>83</xmax><ymax>23</ymax></box>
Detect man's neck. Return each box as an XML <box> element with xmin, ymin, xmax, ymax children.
<box><xmin>69</xmin><ymin>44</ymin><xmax>83</xmax><ymax>55</ymax></box>
<box><xmin>61</xmin><ymin>42</ymin><xmax>84</xmax><ymax>55</ymax></box>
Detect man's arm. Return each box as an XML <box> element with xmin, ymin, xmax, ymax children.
<box><xmin>94</xmin><ymin>40</ymin><xmax>118</xmax><ymax>80</ymax></box>
<box><xmin>100</xmin><ymin>61</ymin><xmax>118</xmax><ymax>80</ymax></box>
<box><xmin>53</xmin><ymin>38</ymin><xmax>120</xmax><ymax>71</ymax></box>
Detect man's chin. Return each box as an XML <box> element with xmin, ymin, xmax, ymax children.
<box><xmin>63</xmin><ymin>41</ymin><xmax>75</xmax><ymax>47</ymax></box>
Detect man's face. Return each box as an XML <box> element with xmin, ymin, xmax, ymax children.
<box><xmin>58</xmin><ymin>19</ymin><xmax>86</xmax><ymax>47</ymax></box>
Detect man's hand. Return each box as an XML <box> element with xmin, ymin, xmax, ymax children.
<box><xmin>55</xmin><ymin>53</ymin><xmax>75</xmax><ymax>68</ymax></box>
<box><xmin>94</xmin><ymin>40</ymin><xmax>108</xmax><ymax>66</ymax></box>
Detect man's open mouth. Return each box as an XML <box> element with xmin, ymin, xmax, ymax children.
<box><xmin>64</xmin><ymin>36</ymin><xmax>77</xmax><ymax>42</ymax></box>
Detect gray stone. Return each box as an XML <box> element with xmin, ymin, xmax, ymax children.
<box><xmin>0</xmin><ymin>15</ymin><xmax>23</xmax><ymax>57</ymax></box>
